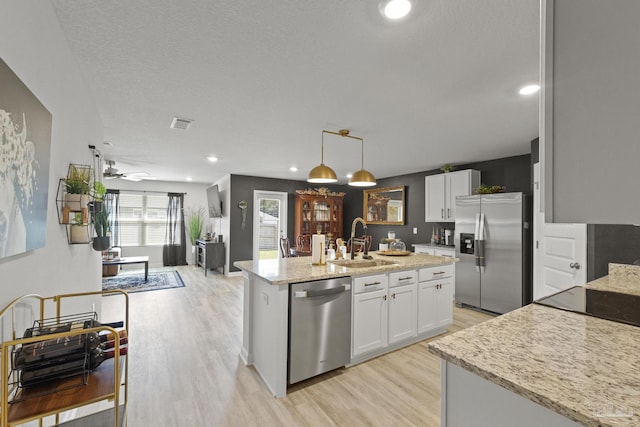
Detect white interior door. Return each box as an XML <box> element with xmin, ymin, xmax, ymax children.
<box><xmin>533</xmin><ymin>163</ymin><xmax>586</xmax><ymax>300</ymax></box>
<box><xmin>253</xmin><ymin>191</ymin><xmax>288</xmax><ymax>260</ymax></box>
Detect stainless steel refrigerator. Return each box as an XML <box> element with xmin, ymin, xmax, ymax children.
<box><xmin>455</xmin><ymin>192</ymin><xmax>531</xmax><ymax>314</ymax></box>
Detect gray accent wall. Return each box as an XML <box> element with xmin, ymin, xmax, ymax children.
<box><xmin>587</xmin><ymin>225</ymin><xmax>640</xmax><ymax>281</ymax></box>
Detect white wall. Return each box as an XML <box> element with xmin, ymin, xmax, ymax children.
<box><xmin>0</xmin><ymin>2</ymin><xmax>103</xmax><ymax>312</ymax></box>
<box><xmin>104</xmin><ymin>179</ymin><xmax>210</xmax><ymax>268</ymax></box>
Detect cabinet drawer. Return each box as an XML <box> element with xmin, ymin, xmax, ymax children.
<box><xmin>414</xmin><ymin>246</ymin><xmax>436</xmax><ymax>255</ymax></box>
<box><xmin>389</xmin><ymin>270</ymin><xmax>418</xmax><ymax>288</ymax></box>
<box><xmin>353</xmin><ymin>274</ymin><xmax>388</xmax><ymax>294</ymax></box>
<box><xmin>419</xmin><ymin>264</ymin><xmax>454</xmax><ymax>281</ymax></box>
<box><xmin>434</xmin><ymin>248</ymin><xmax>455</xmax><ymax>258</ymax></box>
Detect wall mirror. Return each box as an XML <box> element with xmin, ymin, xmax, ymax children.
<box><xmin>363</xmin><ymin>186</ymin><xmax>405</xmax><ymax>225</ymax></box>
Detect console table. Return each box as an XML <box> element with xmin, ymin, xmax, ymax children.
<box><xmin>102</xmin><ymin>256</ymin><xmax>149</xmax><ymax>282</ymax></box>
<box><xmin>196</xmin><ymin>240</ymin><xmax>225</xmax><ymax>276</ymax></box>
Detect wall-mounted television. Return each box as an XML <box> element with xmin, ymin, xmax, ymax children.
<box><xmin>207</xmin><ymin>184</ymin><xmax>222</xmax><ymax>218</ymax></box>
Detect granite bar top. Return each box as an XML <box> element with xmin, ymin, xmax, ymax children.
<box><xmin>234</xmin><ymin>252</ymin><xmax>454</xmax><ymax>285</ymax></box>
<box><xmin>428</xmin><ymin>263</ymin><xmax>640</xmax><ymax>427</ymax></box>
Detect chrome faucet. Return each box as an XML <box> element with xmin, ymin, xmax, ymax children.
<box><xmin>350</xmin><ymin>217</ymin><xmax>370</xmax><ymax>260</ymax></box>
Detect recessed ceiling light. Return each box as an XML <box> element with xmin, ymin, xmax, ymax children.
<box><xmin>290</xmin><ymin>166</ymin><xmax>298</xmax><ymax>172</ymax></box>
<box><xmin>382</xmin><ymin>0</ymin><xmax>412</xmax><ymax>19</ymax></box>
<box><xmin>519</xmin><ymin>84</ymin><xmax>540</xmax><ymax>95</ymax></box>
<box><xmin>207</xmin><ymin>156</ymin><xmax>218</xmax><ymax>162</ymax></box>
<box><xmin>186</xmin><ymin>177</ymin><xmax>193</xmax><ymax>182</ymax></box>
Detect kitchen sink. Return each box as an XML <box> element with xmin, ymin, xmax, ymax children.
<box><xmin>328</xmin><ymin>259</ymin><xmax>398</xmax><ymax>269</ymax></box>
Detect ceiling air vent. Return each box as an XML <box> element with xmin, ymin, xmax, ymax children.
<box><xmin>170</xmin><ymin>117</ymin><xmax>193</xmax><ymax>130</ymax></box>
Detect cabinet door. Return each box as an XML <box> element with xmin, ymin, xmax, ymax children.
<box><xmin>388</xmin><ymin>284</ymin><xmax>417</xmax><ymax>344</ymax></box>
<box><xmin>353</xmin><ymin>289</ymin><xmax>388</xmax><ymax>357</ymax></box>
<box><xmin>445</xmin><ymin>170</ymin><xmax>480</xmax><ymax>221</ymax></box>
<box><xmin>418</xmin><ymin>282</ymin><xmax>437</xmax><ymax>334</ymax></box>
<box><xmin>436</xmin><ymin>279</ymin><xmax>453</xmax><ymax>328</ymax></box>
<box><xmin>425</xmin><ymin>174</ymin><xmax>446</xmax><ymax>222</ymax></box>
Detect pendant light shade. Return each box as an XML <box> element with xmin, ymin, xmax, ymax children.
<box><xmin>308</xmin><ymin>163</ymin><xmax>338</xmax><ymax>183</ymax></box>
<box><xmin>348</xmin><ymin>134</ymin><xmax>376</xmax><ymax>187</ymax></box>
<box><xmin>308</xmin><ymin>131</ymin><xmax>338</xmax><ymax>183</ymax></box>
<box><xmin>349</xmin><ymin>168</ymin><xmax>377</xmax><ymax>187</ymax></box>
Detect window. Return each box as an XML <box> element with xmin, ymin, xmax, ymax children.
<box><xmin>118</xmin><ymin>193</ymin><xmax>174</xmax><ymax>246</ymax></box>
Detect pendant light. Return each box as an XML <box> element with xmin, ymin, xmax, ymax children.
<box><xmin>348</xmin><ymin>135</ymin><xmax>376</xmax><ymax>187</ymax></box>
<box><xmin>307</xmin><ymin>130</ymin><xmax>338</xmax><ymax>183</ymax></box>
<box><xmin>307</xmin><ymin>129</ymin><xmax>376</xmax><ymax>187</ymax></box>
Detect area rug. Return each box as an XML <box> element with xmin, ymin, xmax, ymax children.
<box><xmin>102</xmin><ymin>270</ymin><xmax>185</xmax><ymax>294</ymax></box>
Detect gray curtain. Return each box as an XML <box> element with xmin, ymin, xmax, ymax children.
<box><xmin>105</xmin><ymin>189</ymin><xmax>120</xmax><ymax>247</ymax></box>
<box><xmin>163</xmin><ymin>192</ymin><xmax>187</xmax><ymax>266</ymax></box>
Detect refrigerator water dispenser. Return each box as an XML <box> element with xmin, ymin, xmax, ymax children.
<box><xmin>460</xmin><ymin>233</ymin><xmax>475</xmax><ymax>254</ymax></box>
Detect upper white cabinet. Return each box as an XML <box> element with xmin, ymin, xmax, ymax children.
<box><xmin>425</xmin><ymin>170</ymin><xmax>480</xmax><ymax>222</ymax></box>
<box><xmin>541</xmin><ymin>0</ymin><xmax>640</xmax><ymax>223</ymax></box>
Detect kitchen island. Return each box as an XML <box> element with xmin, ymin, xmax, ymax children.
<box><xmin>235</xmin><ymin>253</ymin><xmax>455</xmax><ymax>397</ymax></box>
<box><xmin>428</xmin><ymin>263</ymin><xmax>640</xmax><ymax>427</ymax></box>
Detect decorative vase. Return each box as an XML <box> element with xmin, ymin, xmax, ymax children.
<box><xmin>70</xmin><ymin>225</ymin><xmax>90</xmax><ymax>244</ymax></box>
<box><xmin>92</xmin><ymin>236</ymin><xmax>111</xmax><ymax>251</ymax></box>
<box><xmin>65</xmin><ymin>194</ymin><xmax>90</xmax><ymax>211</ymax></box>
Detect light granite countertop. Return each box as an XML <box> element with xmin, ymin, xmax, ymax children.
<box><xmin>428</xmin><ymin>263</ymin><xmax>640</xmax><ymax>427</ymax></box>
<box><xmin>234</xmin><ymin>252</ymin><xmax>454</xmax><ymax>285</ymax></box>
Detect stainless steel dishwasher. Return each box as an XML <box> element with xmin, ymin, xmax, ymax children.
<box><xmin>289</xmin><ymin>278</ymin><xmax>352</xmax><ymax>384</ymax></box>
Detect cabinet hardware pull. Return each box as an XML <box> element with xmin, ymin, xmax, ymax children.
<box><xmin>433</xmin><ymin>271</ymin><xmax>445</xmax><ymax>275</ymax></box>
<box><xmin>447</xmin><ymin>208</ymin><xmax>450</xmax><ymax>218</ymax></box>
<box><xmin>392</xmin><ymin>293</ymin><xmax>396</xmax><ymax>299</ymax></box>
<box><xmin>383</xmin><ymin>295</ymin><xmax>387</xmax><ymax>301</ymax></box>
<box><xmin>441</xmin><ymin>208</ymin><xmax>444</xmax><ymax>219</ymax></box>
<box><xmin>398</xmin><ymin>277</ymin><xmax>412</xmax><ymax>281</ymax></box>
<box><xmin>364</xmin><ymin>281</ymin><xmax>381</xmax><ymax>287</ymax></box>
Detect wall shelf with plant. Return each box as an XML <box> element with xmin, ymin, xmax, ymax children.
<box><xmin>55</xmin><ymin>164</ymin><xmax>94</xmax><ymax>245</ymax></box>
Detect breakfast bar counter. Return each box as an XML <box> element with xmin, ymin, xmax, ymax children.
<box><xmin>234</xmin><ymin>252</ymin><xmax>454</xmax><ymax>285</ymax></box>
<box><xmin>234</xmin><ymin>252</ymin><xmax>456</xmax><ymax>397</ymax></box>
<box><xmin>428</xmin><ymin>263</ymin><xmax>640</xmax><ymax>427</ymax></box>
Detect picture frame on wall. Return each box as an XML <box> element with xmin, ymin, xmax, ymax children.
<box><xmin>0</xmin><ymin>58</ymin><xmax>52</xmax><ymax>259</ymax></box>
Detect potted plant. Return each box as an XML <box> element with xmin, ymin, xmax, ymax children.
<box><xmin>379</xmin><ymin>238</ymin><xmax>395</xmax><ymax>251</ymax></box>
<box><xmin>89</xmin><ymin>181</ymin><xmax>107</xmax><ymax>214</ymax></box>
<box><xmin>64</xmin><ymin>165</ymin><xmax>91</xmax><ymax>211</ymax></box>
<box><xmin>187</xmin><ymin>207</ymin><xmax>205</xmax><ymax>264</ymax></box>
<box><xmin>92</xmin><ymin>205</ymin><xmax>111</xmax><ymax>251</ymax></box>
<box><xmin>70</xmin><ymin>212</ymin><xmax>90</xmax><ymax>244</ymax></box>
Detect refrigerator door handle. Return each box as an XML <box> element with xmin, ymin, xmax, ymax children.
<box><xmin>478</xmin><ymin>213</ymin><xmax>486</xmax><ymax>272</ymax></box>
<box><xmin>474</xmin><ymin>213</ymin><xmax>481</xmax><ymax>272</ymax></box>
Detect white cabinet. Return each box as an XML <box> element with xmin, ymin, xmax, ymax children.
<box><xmin>425</xmin><ymin>170</ymin><xmax>480</xmax><ymax>222</ymax></box>
<box><xmin>418</xmin><ymin>265</ymin><xmax>454</xmax><ymax>334</ymax></box>
<box><xmin>414</xmin><ymin>245</ymin><xmax>435</xmax><ymax>255</ymax></box>
<box><xmin>352</xmin><ymin>274</ymin><xmax>388</xmax><ymax>357</ymax></box>
<box><xmin>434</xmin><ymin>247</ymin><xmax>455</xmax><ymax>258</ymax></box>
<box><xmin>388</xmin><ymin>271</ymin><xmax>418</xmax><ymax>344</ymax></box>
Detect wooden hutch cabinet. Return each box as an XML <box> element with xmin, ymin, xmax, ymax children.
<box><xmin>294</xmin><ymin>188</ymin><xmax>345</xmax><ymax>251</ymax></box>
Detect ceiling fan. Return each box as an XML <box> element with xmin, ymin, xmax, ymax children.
<box><xmin>103</xmin><ymin>160</ymin><xmax>156</xmax><ymax>181</ymax></box>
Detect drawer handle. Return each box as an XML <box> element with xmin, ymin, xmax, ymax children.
<box><xmin>433</xmin><ymin>271</ymin><xmax>446</xmax><ymax>275</ymax></box>
<box><xmin>364</xmin><ymin>281</ymin><xmax>381</xmax><ymax>287</ymax></box>
<box><xmin>398</xmin><ymin>277</ymin><xmax>413</xmax><ymax>281</ymax></box>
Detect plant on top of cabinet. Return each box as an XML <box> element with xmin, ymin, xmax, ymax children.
<box><xmin>476</xmin><ymin>184</ymin><xmax>506</xmax><ymax>194</ymax></box>
<box><xmin>440</xmin><ymin>163</ymin><xmax>456</xmax><ymax>173</ymax></box>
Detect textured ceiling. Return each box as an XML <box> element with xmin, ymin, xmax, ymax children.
<box><xmin>50</xmin><ymin>0</ymin><xmax>540</xmax><ymax>184</ymax></box>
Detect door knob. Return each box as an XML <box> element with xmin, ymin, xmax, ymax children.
<box><xmin>569</xmin><ymin>262</ymin><xmax>581</xmax><ymax>270</ymax></box>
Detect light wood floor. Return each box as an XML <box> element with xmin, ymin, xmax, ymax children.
<box><xmin>102</xmin><ymin>266</ymin><xmax>493</xmax><ymax>427</ymax></box>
